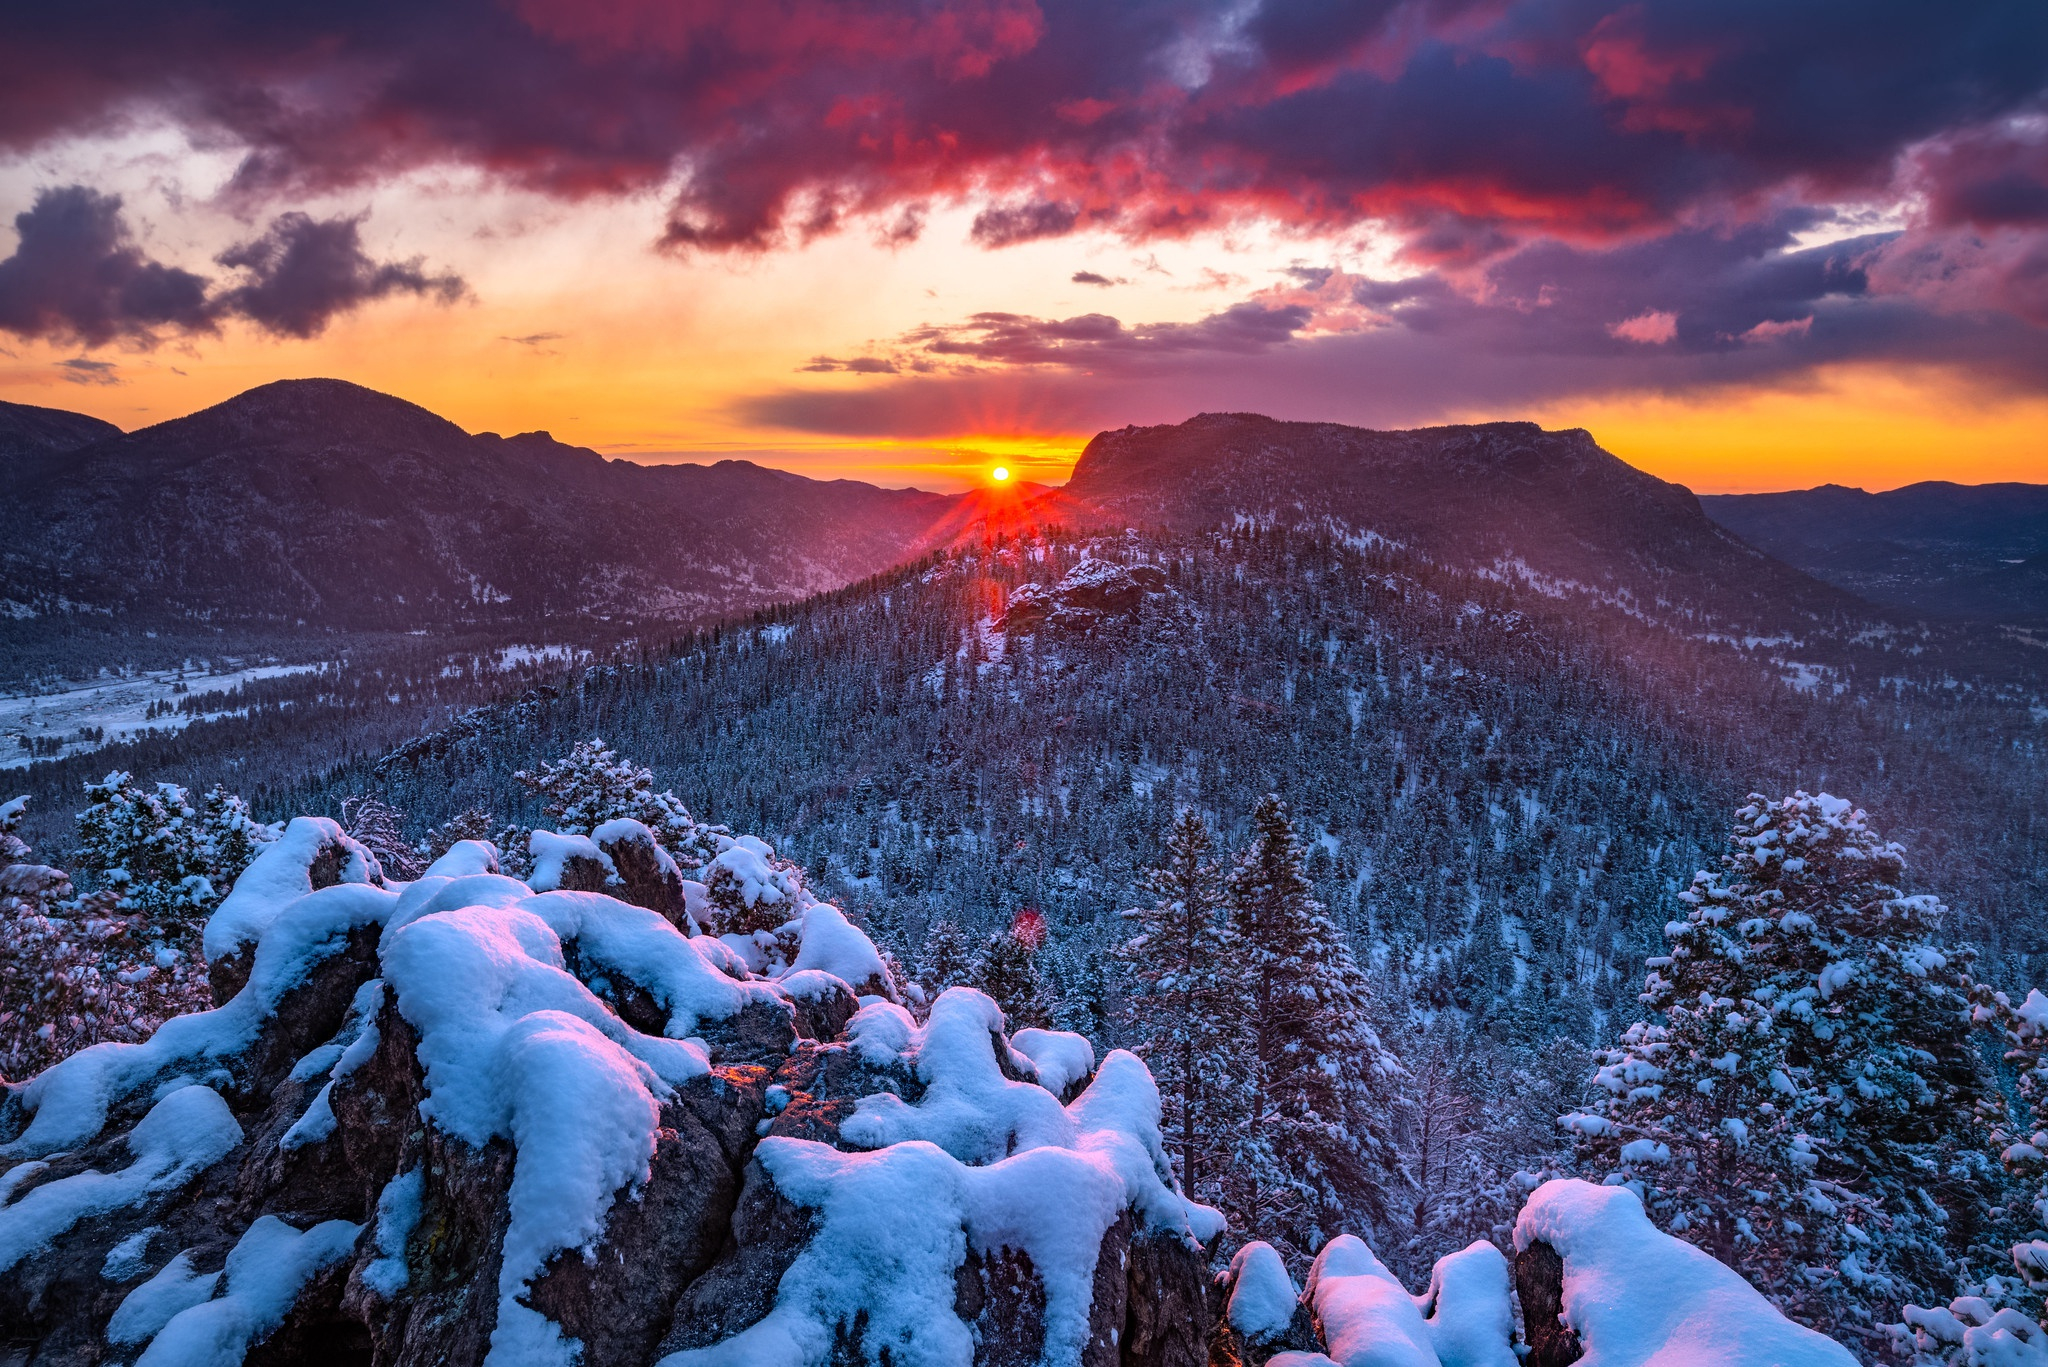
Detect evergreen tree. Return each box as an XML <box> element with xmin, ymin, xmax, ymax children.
<box><xmin>973</xmin><ymin>909</ymin><xmax>1055</xmax><ymax>1030</ymax></box>
<box><xmin>342</xmin><ymin>794</ymin><xmax>422</xmax><ymax>880</ymax></box>
<box><xmin>917</xmin><ymin>917</ymin><xmax>977</xmax><ymax>1005</ymax></box>
<box><xmin>1226</xmin><ymin>794</ymin><xmax>1403</xmax><ymax>1261</ymax></box>
<box><xmin>1117</xmin><ymin>809</ymin><xmax>1250</xmax><ymax>1201</ymax></box>
<box><xmin>1574</xmin><ymin>790</ymin><xmax>2003</xmax><ymax>1341</ymax></box>
<box><xmin>515</xmin><ymin>738</ymin><xmax>721</xmax><ymax>866</ymax></box>
<box><xmin>0</xmin><ymin>796</ymin><xmax>210</xmax><ymax>1077</ymax></box>
<box><xmin>74</xmin><ymin>772</ymin><xmax>272</xmax><ymax>922</ymax></box>
<box><xmin>422</xmin><ymin>806</ymin><xmax>497</xmax><ymax>863</ymax></box>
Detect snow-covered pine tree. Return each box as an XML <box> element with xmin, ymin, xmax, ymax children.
<box><xmin>1390</xmin><ymin>1023</ymin><xmax>1517</xmax><ymax>1283</ymax></box>
<box><xmin>422</xmin><ymin>807</ymin><xmax>496</xmax><ymax>862</ymax></box>
<box><xmin>973</xmin><ymin>909</ymin><xmax>1055</xmax><ymax>1030</ymax></box>
<box><xmin>1116</xmin><ymin>808</ymin><xmax>1251</xmax><ymax>1202</ymax></box>
<box><xmin>917</xmin><ymin>918</ymin><xmax>977</xmax><ymax>1006</ymax></box>
<box><xmin>74</xmin><ymin>772</ymin><xmax>272</xmax><ymax>923</ymax></box>
<box><xmin>0</xmin><ymin>796</ymin><xmax>209</xmax><ymax>1077</ymax></box>
<box><xmin>1572</xmin><ymin>790</ymin><xmax>2004</xmax><ymax>1342</ymax></box>
<box><xmin>1729</xmin><ymin>793</ymin><xmax>2003</xmax><ymax>1328</ymax></box>
<box><xmin>1226</xmin><ymin>794</ymin><xmax>1403</xmax><ymax>1262</ymax></box>
<box><xmin>1892</xmin><ymin>986</ymin><xmax>2048</xmax><ymax>1367</ymax></box>
<box><xmin>1564</xmin><ymin>862</ymin><xmax>1850</xmax><ymax>1326</ymax></box>
<box><xmin>342</xmin><ymin>794</ymin><xmax>422</xmax><ymax>880</ymax></box>
<box><xmin>514</xmin><ymin>738</ymin><xmax>722</xmax><ymax>867</ymax></box>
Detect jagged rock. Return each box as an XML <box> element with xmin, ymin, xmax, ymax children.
<box><xmin>652</xmin><ymin>1161</ymin><xmax>818</xmax><ymax>1358</ymax></box>
<box><xmin>594</xmin><ymin>825</ymin><xmax>692</xmax><ymax>931</ymax></box>
<box><xmin>999</xmin><ymin>558</ymin><xmax>1171</xmax><ymax>635</ymax></box>
<box><xmin>1514</xmin><ymin>1240</ymin><xmax>1582</xmax><ymax>1367</ymax></box>
<box><xmin>528</xmin><ymin>1069</ymin><xmax>769</xmax><ymax>1367</ymax></box>
<box><xmin>1123</xmin><ymin>1228</ymin><xmax>1221</xmax><ymax>1367</ymax></box>
<box><xmin>0</xmin><ymin>823</ymin><xmax>1235</xmax><ymax>1367</ymax></box>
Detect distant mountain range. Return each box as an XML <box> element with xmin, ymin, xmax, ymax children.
<box><xmin>1702</xmin><ymin>484</ymin><xmax>2048</xmax><ymax>622</ymax></box>
<box><xmin>0</xmin><ymin>380</ymin><xmax>959</xmax><ymax>633</ymax></box>
<box><xmin>2</xmin><ymin>381</ymin><xmax>2038</xmax><ymax>648</ymax></box>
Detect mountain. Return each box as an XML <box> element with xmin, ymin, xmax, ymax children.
<box><xmin>1702</xmin><ymin>482</ymin><xmax>2048</xmax><ymax>621</ymax></box>
<box><xmin>2</xmin><ymin>392</ymin><xmax>1873</xmax><ymax>651</ymax></box>
<box><xmin>0</xmin><ymin>379</ymin><xmax>959</xmax><ymax>632</ymax></box>
<box><xmin>0</xmin><ymin>397</ymin><xmax>122</xmax><ymax>486</ymax></box>
<box><xmin>1063</xmin><ymin>414</ymin><xmax>1857</xmax><ymax>627</ymax></box>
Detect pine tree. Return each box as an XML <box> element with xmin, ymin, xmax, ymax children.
<box><xmin>74</xmin><ymin>772</ymin><xmax>271</xmax><ymax>922</ymax></box>
<box><xmin>514</xmin><ymin>738</ymin><xmax>722</xmax><ymax>867</ymax></box>
<box><xmin>1117</xmin><ymin>809</ymin><xmax>1250</xmax><ymax>1201</ymax></box>
<box><xmin>1573</xmin><ymin>790</ymin><xmax>2004</xmax><ymax>1341</ymax></box>
<box><xmin>422</xmin><ymin>807</ymin><xmax>497</xmax><ymax>862</ymax></box>
<box><xmin>917</xmin><ymin>918</ymin><xmax>977</xmax><ymax>1008</ymax></box>
<box><xmin>342</xmin><ymin>794</ymin><xmax>422</xmax><ymax>880</ymax></box>
<box><xmin>0</xmin><ymin>796</ymin><xmax>210</xmax><ymax>1078</ymax></box>
<box><xmin>973</xmin><ymin>909</ymin><xmax>1055</xmax><ymax>1030</ymax></box>
<box><xmin>1226</xmin><ymin>794</ymin><xmax>1403</xmax><ymax>1261</ymax></box>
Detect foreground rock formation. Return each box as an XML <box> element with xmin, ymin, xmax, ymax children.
<box><xmin>0</xmin><ymin>816</ymin><xmax>1863</xmax><ymax>1367</ymax></box>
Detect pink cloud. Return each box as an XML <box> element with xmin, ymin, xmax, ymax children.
<box><xmin>1608</xmin><ymin>310</ymin><xmax>1678</xmax><ymax>344</ymax></box>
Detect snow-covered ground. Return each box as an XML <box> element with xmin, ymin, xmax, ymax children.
<box><xmin>0</xmin><ymin>664</ymin><xmax>322</xmax><ymax>771</ymax></box>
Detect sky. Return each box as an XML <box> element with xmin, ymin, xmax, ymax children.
<box><xmin>0</xmin><ymin>0</ymin><xmax>2044</xmax><ymax>493</ymax></box>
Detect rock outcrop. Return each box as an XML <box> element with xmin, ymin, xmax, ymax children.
<box><xmin>0</xmin><ymin>819</ymin><xmax>1222</xmax><ymax>1367</ymax></box>
<box><xmin>0</xmin><ymin>814</ymin><xmax>1867</xmax><ymax>1367</ymax></box>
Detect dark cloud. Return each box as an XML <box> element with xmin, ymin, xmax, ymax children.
<box><xmin>214</xmin><ymin>212</ymin><xmax>466</xmax><ymax>339</ymax></box>
<box><xmin>0</xmin><ymin>187</ymin><xmax>212</xmax><ymax>346</ymax></box>
<box><xmin>0</xmin><ymin>187</ymin><xmax>467</xmax><ymax>345</ymax></box>
<box><xmin>917</xmin><ymin>302</ymin><xmax>1310</xmax><ymax>367</ymax></box>
<box><xmin>56</xmin><ymin>356</ymin><xmax>120</xmax><ymax>385</ymax></box>
<box><xmin>502</xmin><ymin>331</ymin><xmax>566</xmax><ymax>346</ymax></box>
<box><xmin>801</xmin><ymin>355</ymin><xmax>901</xmax><ymax>373</ymax></box>
<box><xmin>2</xmin><ymin>0</ymin><xmax>2043</xmax><ymax>392</ymax></box>
<box><xmin>735</xmin><ymin>214</ymin><xmax>2048</xmax><ymax>435</ymax></box>
<box><xmin>1071</xmin><ymin>270</ymin><xmax>1118</xmax><ymax>286</ymax></box>
<box><xmin>6</xmin><ymin>0</ymin><xmax>2038</xmax><ymax>255</ymax></box>
<box><xmin>971</xmin><ymin>200</ymin><xmax>1084</xmax><ymax>248</ymax></box>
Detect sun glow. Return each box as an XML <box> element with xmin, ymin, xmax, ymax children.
<box><xmin>991</xmin><ymin>466</ymin><xmax>1010</xmax><ymax>482</ymax></box>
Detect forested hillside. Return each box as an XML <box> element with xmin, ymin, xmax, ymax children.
<box><xmin>330</xmin><ymin>526</ymin><xmax>2047</xmax><ymax>1024</ymax></box>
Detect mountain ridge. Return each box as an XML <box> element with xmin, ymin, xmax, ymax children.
<box><xmin>0</xmin><ymin>381</ymin><xmax>1933</xmax><ymax>647</ymax></box>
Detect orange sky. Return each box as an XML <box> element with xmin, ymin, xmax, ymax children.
<box><xmin>1</xmin><ymin>160</ymin><xmax>2042</xmax><ymax>495</ymax></box>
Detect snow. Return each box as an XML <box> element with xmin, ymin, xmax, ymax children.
<box><xmin>840</xmin><ymin>988</ymin><xmax>1075</xmax><ymax>1162</ymax></box>
<box><xmin>528</xmin><ymin>829</ymin><xmax>611</xmax><ymax>891</ymax></box>
<box><xmin>205</xmin><ymin>816</ymin><xmax>381</xmax><ymax>963</ymax></box>
<box><xmin>0</xmin><ymin>1084</ymin><xmax>243</xmax><ymax>1274</ymax></box>
<box><xmin>526</xmin><ymin>889</ymin><xmax>785</xmax><ymax>1039</ymax></box>
<box><xmin>108</xmin><ymin>1251</ymin><xmax>222</xmax><ymax>1345</ymax></box>
<box><xmin>134</xmin><ymin>1214</ymin><xmax>362</xmax><ymax>1366</ymax></box>
<box><xmin>363</xmin><ymin>1167</ymin><xmax>425</xmax><ymax>1297</ymax></box>
<box><xmin>1513</xmin><ymin>1179</ymin><xmax>1859</xmax><ymax>1367</ymax></box>
<box><xmin>1227</xmin><ymin>1240</ymin><xmax>1301</xmax><ymax>1340</ymax></box>
<box><xmin>777</xmin><ymin>968</ymin><xmax>852</xmax><ymax>1000</ymax></box>
<box><xmin>706</xmin><ymin>843</ymin><xmax>794</xmax><ymax>908</ymax></box>
<box><xmin>1011</xmin><ymin>1028</ymin><xmax>1097</xmax><ymax>1097</ymax></box>
<box><xmin>1416</xmin><ymin>1242</ymin><xmax>1518</xmax><ymax>1367</ymax></box>
<box><xmin>5</xmin><ymin>880</ymin><xmax>396</xmax><ymax>1160</ymax></box>
<box><xmin>103</xmin><ymin>1224</ymin><xmax>160</xmax><ymax>1279</ymax></box>
<box><xmin>0</xmin><ymin>662</ymin><xmax>321</xmax><ymax>771</ymax></box>
<box><xmin>780</xmin><ymin>901</ymin><xmax>889</xmax><ymax>995</ymax></box>
<box><xmin>665</xmin><ymin>1002</ymin><xmax>1220</xmax><ymax>1367</ymax></box>
<box><xmin>381</xmin><ymin>890</ymin><xmax>738</xmax><ymax>1367</ymax></box>
<box><xmin>1302</xmin><ymin>1235</ymin><xmax>1440</xmax><ymax>1367</ymax></box>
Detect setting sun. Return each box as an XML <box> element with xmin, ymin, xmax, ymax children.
<box><xmin>991</xmin><ymin>466</ymin><xmax>1010</xmax><ymax>482</ymax></box>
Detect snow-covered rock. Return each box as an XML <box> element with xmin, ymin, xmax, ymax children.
<box><xmin>0</xmin><ymin>818</ymin><xmax>1221</xmax><ymax>1367</ymax></box>
<box><xmin>1513</xmin><ymin>1180</ymin><xmax>1860</xmax><ymax>1367</ymax></box>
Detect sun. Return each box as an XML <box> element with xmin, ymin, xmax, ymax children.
<box><xmin>991</xmin><ymin>466</ymin><xmax>1011</xmax><ymax>482</ymax></box>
